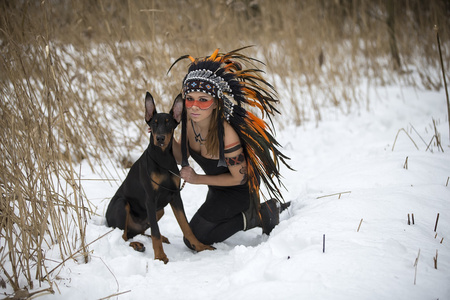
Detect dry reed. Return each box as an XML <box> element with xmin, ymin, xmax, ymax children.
<box><xmin>0</xmin><ymin>0</ymin><xmax>449</xmax><ymax>297</ymax></box>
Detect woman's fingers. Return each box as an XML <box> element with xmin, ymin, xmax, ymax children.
<box><xmin>180</xmin><ymin>166</ymin><xmax>197</xmax><ymax>183</ymax></box>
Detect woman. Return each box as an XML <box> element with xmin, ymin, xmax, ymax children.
<box><xmin>169</xmin><ymin>47</ymin><xmax>292</xmax><ymax>248</ymax></box>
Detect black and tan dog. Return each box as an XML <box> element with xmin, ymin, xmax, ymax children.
<box><xmin>106</xmin><ymin>92</ymin><xmax>214</xmax><ymax>263</ymax></box>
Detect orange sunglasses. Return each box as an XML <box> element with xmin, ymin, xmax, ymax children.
<box><xmin>185</xmin><ymin>97</ymin><xmax>214</xmax><ymax>110</ymax></box>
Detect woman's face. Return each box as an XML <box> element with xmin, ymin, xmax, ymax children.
<box><xmin>185</xmin><ymin>92</ymin><xmax>217</xmax><ymax>123</ymax></box>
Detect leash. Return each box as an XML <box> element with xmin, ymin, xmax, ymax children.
<box><xmin>150</xmin><ymin>175</ymin><xmax>186</xmax><ymax>192</ymax></box>
<box><xmin>168</xmin><ymin>170</ymin><xmax>187</xmax><ymax>191</ymax></box>
<box><xmin>145</xmin><ymin>155</ymin><xmax>186</xmax><ymax>192</ymax></box>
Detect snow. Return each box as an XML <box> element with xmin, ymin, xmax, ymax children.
<box><xmin>41</xmin><ymin>85</ymin><xmax>450</xmax><ymax>300</ymax></box>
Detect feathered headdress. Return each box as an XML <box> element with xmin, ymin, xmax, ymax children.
<box><xmin>168</xmin><ymin>46</ymin><xmax>292</xmax><ymax>205</ymax></box>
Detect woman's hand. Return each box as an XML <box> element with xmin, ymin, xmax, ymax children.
<box><xmin>180</xmin><ymin>166</ymin><xmax>198</xmax><ymax>184</ymax></box>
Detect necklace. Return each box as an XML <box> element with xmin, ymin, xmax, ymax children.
<box><xmin>191</xmin><ymin>119</ymin><xmax>206</xmax><ymax>144</ymax></box>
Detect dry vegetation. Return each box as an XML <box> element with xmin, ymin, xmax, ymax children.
<box><xmin>0</xmin><ymin>0</ymin><xmax>449</xmax><ymax>297</ymax></box>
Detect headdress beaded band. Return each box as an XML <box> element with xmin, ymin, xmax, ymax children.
<box><xmin>168</xmin><ymin>46</ymin><xmax>293</xmax><ymax>206</ymax></box>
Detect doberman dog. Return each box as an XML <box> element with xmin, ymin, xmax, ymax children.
<box><xmin>106</xmin><ymin>92</ymin><xmax>214</xmax><ymax>264</ymax></box>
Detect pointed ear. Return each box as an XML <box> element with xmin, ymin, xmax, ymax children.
<box><xmin>145</xmin><ymin>92</ymin><xmax>156</xmax><ymax>122</ymax></box>
<box><xmin>170</xmin><ymin>93</ymin><xmax>184</xmax><ymax>123</ymax></box>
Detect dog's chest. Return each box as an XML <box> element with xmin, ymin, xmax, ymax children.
<box><xmin>150</xmin><ymin>171</ymin><xmax>179</xmax><ymax>189</ymax></box>
<box><xmin>149</xmin><ymin>171</ymin><xmax>180</xmax><ymax>207</ymax></box>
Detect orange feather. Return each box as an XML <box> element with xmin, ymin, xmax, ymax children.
<box><xmin>208</xmin><ymin>48</ymin><xmax>219</xmax><ymax>61</ymax></box>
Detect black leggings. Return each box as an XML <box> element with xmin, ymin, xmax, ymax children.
<box><xmin>184</xmin><ymin>212</ymin><xmax>244</xmax><ymax>249</ymax></box>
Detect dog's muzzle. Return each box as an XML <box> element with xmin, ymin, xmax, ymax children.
<box><xmin>156</xmin><ymin>135</ymin><xmax>166</xmax><ymax>147</ymax></box>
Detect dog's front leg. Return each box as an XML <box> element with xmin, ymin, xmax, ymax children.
<box><xmin>170</xmin><ymin>193</ymin><xmax>215</xmax><ymax>252</ymax></box>
<box><xmin>146</xmin><ymin>199</ymin><xmax>169</xmax><ymax>264</ymax></box>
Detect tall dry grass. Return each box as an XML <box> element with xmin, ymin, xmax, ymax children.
<box><xmin>1</xmin><ymin>0</ymin><xmax>449</xmax><ymax>297</ymax></box>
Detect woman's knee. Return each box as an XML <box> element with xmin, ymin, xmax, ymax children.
<box><xmin>185</xmin><ymin>213</ymin><xmax>216</xmax><ymax>248</ymax></box>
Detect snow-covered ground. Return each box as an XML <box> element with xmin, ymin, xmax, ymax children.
<box><xmin>42</xmin><ymin>84</ymin><xmax>450</xmax><ymax>300</ymax></box>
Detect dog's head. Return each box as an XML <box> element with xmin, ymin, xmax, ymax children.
<box><xmin>145</xmin><ymin>92</ymin><xmax>183</xmax><ymax>151</ymax></box>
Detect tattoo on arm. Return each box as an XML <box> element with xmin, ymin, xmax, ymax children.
<box><xmin>239</xmin><ymin>165</ymin><xmax>248</xmax><ymax>185</ymax></box>
<box><xmin>225</xmin><ymin>152</ymin><xmax>247</xmax><ymax>184</ymax></box>
<box><xmin>225</xmin><ymin>152</ymin><xmax>245</xmax><ymax>166</ymax></box>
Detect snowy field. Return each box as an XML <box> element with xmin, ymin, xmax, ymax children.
<box><xmin>41</xmin><ymin>84</ymin><xmax>450</xmax><ymax>300</ymax></box>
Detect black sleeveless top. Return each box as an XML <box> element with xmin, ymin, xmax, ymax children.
<box><xmin>189</xmin><ymin>145</ymin><xmax>250</xmax><ymax>222</ymax></box>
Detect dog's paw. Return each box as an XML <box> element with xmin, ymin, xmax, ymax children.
<box><xmin>146</xmin><ymin>234</ymin><xmax>171</xmax><ymax>244</ymax></box>
<box><xmin>161</xmin><ymin>235</ymin><xmax>170</xmax><ymax>244</ymax></box>
<box><xmin>129</xmin><ymin>242</ymin><xmax>146</xmax><ymax>252</ymax></box>
<box><xmin>155</xmin><ymin>254</ymin><xmax>169</xmax><ymax>264</ymax></box>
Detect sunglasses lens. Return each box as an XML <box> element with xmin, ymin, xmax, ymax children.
<box><xmin>198</xmin><ymin>100</ymin><xmax>214</xmax><ymax>109</ymax></box>
<box><xmin>185</xmin><ymin>99</ymin><xmax>214</xmax><ymax>110</ymax></box>
<box><xmin>185</xmin><ymin>99</ymin><xmax>194</xmax><ymax>108</ymax></box>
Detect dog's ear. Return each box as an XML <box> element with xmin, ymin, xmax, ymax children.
<box><xmin>145</xmin><ymin>92</ymin><xmax>157</xmax><ymax>123</ymax></box>
<box><xmin>170</xmin><ymin>93</ymin><xmax>183</xmax><ymax>124</ymax></box>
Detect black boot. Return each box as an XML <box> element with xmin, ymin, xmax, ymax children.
<box><xmin>242</xmin><ymin>198</ymin><xmax>261</xmax><ymax>231</ymax></box>
<box><xmin>243</xmin><ymin>199</ymin><xmax>291</xmax><ymax>234</ymax></box>
<box><xmin>260</xmin><ymin>199</ymin><xmax>291</xmax><ymax>234</ymax></box>
<box><xmin>280</xmin><ymin>201</ymin><xmax>291</xmax><ymax>213</ymax></box>
<box><xmin>260</xmin><ymin>199</ymin><xmax>280</xmax><ymax>235</ymax></box>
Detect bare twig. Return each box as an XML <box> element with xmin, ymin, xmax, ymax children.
<box><xmin>91</xmin><ymin>255</ymin><xmax>120</xmax><ymax>295</ymax></box>
<box><xmin>413</xmin><ymin>249</ymin><xmax>420</xmax><ymax>285</ymax></box>
<box><xmin>98</xmin><ymin>290</ymin><xmax>132</xmax><ymax>300</ymax></box>
<box><xmin>392</xmin><ymin>128</ymin><xmax>419</xmax><ymax>151</ymax></box>
<box><xmin>434</xmin><ymin>213</ymin><xmax>440</xmax><ymax>232</ymax></box>
<box><xmin>317</xmin><ymin>191</ymin><xmax>351</xmax><ymax>199</ymax></box>
<box><xmin>426</xmin><ymin>119</ymin><xmax>444</xmax><ymax>152</ymax></box>
<box><xmin>357</xmin><ymin>218</ymin><xmax>363</xmax><ymax>232</ymax></box>
<box><xmin>323</xmin><ymin>234</ymin><xmax>325</xmax><ymax>253</ymax></box>
<box><xmin>433</xmin><ymin>249</ymin><xmax>438</xmax><ymax>269</ymax></box>
<box><xmin>77</xmin><ymin>178</ymin><xmax>119</xmax><ymax>181</ymax></box>
<box><xmin>409</xmin><ymin>123</ymin><xmax>428</xmax><ymax>147</ymax></box>
<box><xmin>434</xmin><ymin>25</ymin><xmax>450</xmax><ymax>142</ymax></box>
<box><xmin>44</xmin><ymin>229</ymin><xmax>114</xmax><ymax>280</ymax></box>
<box><xmin>2</xmin><ymin>287</ymin><xmax>55</xmax><ymax>300</ymax></box>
